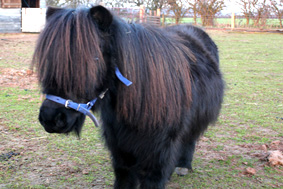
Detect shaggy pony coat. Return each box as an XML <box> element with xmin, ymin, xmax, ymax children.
<box><xmin>33</xmin><ymin>5</ymin><xmax>224</xmax><ymax>189</ymax></box>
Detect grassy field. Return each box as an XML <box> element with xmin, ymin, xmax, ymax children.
<box><xmin>0</xmin><ymin>31</ymin><xmax>283</xmax><ymax>188</ymax></box>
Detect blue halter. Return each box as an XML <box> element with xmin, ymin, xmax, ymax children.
<box><xmin>45</xmin><ymin>67</ymin><xmax>132</xmax><ymax>127</ymax></box>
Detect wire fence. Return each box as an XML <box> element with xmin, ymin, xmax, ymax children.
<box><xmin>162</xmin><ymin>15</ymin><xmax>283</xmax><ymax>30</ymax></box>
<box><xmin>108</xmin><ymin>6</ymin><xmax>283</xmax><ymax>30</ymax></box>
<box><xmin>108</xmin><ymin>7</ymin><xmax>140</xmax><ymax>23</ymax></box>
<box><xmin>108</xmin><ymin>6</ymin><xmax>161</xmax><ymax>27</ymax></box>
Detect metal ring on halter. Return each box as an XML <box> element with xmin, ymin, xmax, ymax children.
<box><xmin>76</xmin><ymin>104</ymin><xmax>80</xmax><ymax>111</ymax></box>
<box><xmin>86</xmin><ymin>102</ymin><xmax>91</xmax><ymax>108</ymax></box>
<box><xmin>65</xmin><ymin>100</ymin><xmax>71</xmax><ymax>109</ymax></box>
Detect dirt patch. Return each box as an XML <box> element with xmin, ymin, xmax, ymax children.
<box><xmin>0</xmin><ymin>33</ymin><xmax>39</xmax><ymax>90</ymax></box>
<box><xmin>0</xmin><ymin>68</ymin><xmax>37</xmax><ymax>89</ymax></box>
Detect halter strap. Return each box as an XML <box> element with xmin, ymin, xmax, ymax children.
<box><xmin>45</xmin><ymin>67</ymin><xmax>132</xmax><ymax>127</ymax></box>
<box><xmin>115</xmin><ymin>67</ymin><xmax>132</xmax><ymax>86</ymax></box>
<box><xmin>46</xmin><ymin>94</ymin><xmax>100</xmax><ymax>127</ymax></box>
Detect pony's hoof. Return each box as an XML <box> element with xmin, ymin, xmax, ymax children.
<box><xmin>175</xmin><ymin>167</ymin><xmax>191</xmax><ymax>176</ymax></box>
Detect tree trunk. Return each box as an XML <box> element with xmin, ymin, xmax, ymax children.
<box><xmin>175</xmin><ymin>16</ymin><xmax>180</xmax><ymax>24</ymax></box>
<box><xmin>193</xmin><ymin>12</ymin><xmax>197</xmax><ymax>25</ymax></box>
<box><xmin>208</xmin><ymin>16</ymin><xmax>214</xmax><ymax>26</ymax></box>
<box><xmin>245</xmin><ymin>14</ymin><xmax>250</xmax><ymax>26</ymax></box>
<box><xmin>246</xmin><ymin>18</ymin><xmax>250</xmax><ymax>25</ymax></box>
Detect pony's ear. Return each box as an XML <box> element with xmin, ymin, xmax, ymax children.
<box><xmin>90</xmin><ymin>5</ymin><xmax>113</xmax><ymax>30</ymax></box>
<box><xmin>46</xmin><ymin>7</ymin><xmax>62</xmax><ymax>19</ymax></box>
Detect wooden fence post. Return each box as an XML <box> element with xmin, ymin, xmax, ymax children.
<box><xmin>140</xmin><ymin>5</ymin><xmax>144</xmax><ymax>23</ymax></box>
<box><xmin>157</xmin><ymin>9</ymin><xmax>160</xmax><ymax>17</ymax></box>
<box><xmin>157</xmin><ymin>9</ymin><xmax>161</xmax><ymax>26</ymax></box>
<box><xmin>231</xmin><ymin>12</ymin><xmax>235</xmax><ymax>30</ymax></box>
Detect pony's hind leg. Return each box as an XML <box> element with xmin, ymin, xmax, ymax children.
<box><xmin>175</xmin><ymin>140</ymin><xmax>196</xmax><ymax>176</ymax></box>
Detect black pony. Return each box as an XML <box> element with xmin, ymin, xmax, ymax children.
<box><xmin>32</xmin><ymin>5</ymin><xmax>224</xmax><ymax>189</ymax></box>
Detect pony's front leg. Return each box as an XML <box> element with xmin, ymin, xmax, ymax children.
<box><xmin>138</xmin><ymin>164</ymin><xmax>175</xmax><ymax>189</ymax></box>
<box><xmin>111</xmin><ymin>149</ymin><xmax>139</xmax><ymax>189</ymax></box>
<box><xmin>113</xmin><ymin>166</ymin><xmax>138</xmax><ymax>189</ymax></box>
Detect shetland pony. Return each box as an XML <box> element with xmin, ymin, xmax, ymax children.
<box><xmin>32</xmin><ymin>5</ymin><xmax>224</xmax><ymax>189</ymax></box>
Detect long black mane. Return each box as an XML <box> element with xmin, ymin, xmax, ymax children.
<box><xmin>33</xmin><ymin>8</ymin><xmax>202</xmax><ymax>129</ymax></box>
<box><xmin>112</xmin><ymin>19</ymin><xmax>199</xmax><ymax>129</ymax></box>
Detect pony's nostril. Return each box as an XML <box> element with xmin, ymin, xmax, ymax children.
<box><xmin>55</xmin><ymin>112</ymin><xmax>66</xmax><ymax>128</ymax></box>
<box><xmin>55</xmin><ymin>112</ymin><xmax>63</xmax><ymax>120</ymax></box>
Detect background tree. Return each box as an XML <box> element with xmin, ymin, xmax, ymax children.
<box><xmin>270</xmin><ymin>0</ymin><xmax>283</xmax><ymax>27</ymax></box>
<box><xmin>146</xmin><ymin>0</ymin><xmax>166</xmax><ymax>10</ymax></box>
<box><xmin>167</xmin><ymin>0</ymin><xmax>190</xmax><ymax>24</ymax></box>
<box><xmin>61</xmin><ymin>0</ymin><xmax>92</xmax><ymax>8</ymax></box>
<box><xmin>165</xmin><ymin>0</ymin><xmax>224</xmax><ymax>26</ymax></box>
<box><xmin>45</xmin><ymin>0</ymin><xmax>103</xmax><ymax>8</ymax></box>
<box><xmin>238</xmin><ymin>0</ymin><xmax>271</xmax><ymax>27</ymax></box>
<box><xmin>103</xmin><ymin>0</ymin><xmax>165</xmax><ymax>10</ymax></box>
<box><xmin>45</xmin><ymin>0</ymin><xmax>61</xmax><ymax>7</ymax></box>
<box><xmin>196</xmin><ymin>0</ymin><xmax>225</xmax><ymax>26</ymax></box>
<box><xmin>237</xmin><ymin>0</ymin><xmax>254</xmax><ymax>25</ymax></box>
<box><xmin>188</xmin><ymin>0</ymin><xmax>198</xmax><ymax>25</ymax></box>
<box><xmin>251</xmin><ymin>0</ymin><xmax>270</xmax><ymax>27</ymax></box>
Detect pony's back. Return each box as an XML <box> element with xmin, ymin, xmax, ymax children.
<box><xmin>165</xmin><ymin>25</ymin><xmax>224</xmax><ymax>135</ymax></box>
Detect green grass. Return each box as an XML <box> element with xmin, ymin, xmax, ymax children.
<box><xmin>1</xmin><ymin>31</ymin><xmax>283</xmax><ymax>188</ymax></box>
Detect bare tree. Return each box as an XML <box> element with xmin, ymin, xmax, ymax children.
<box><xmin>237</xmin><ymin>0</ymin><xmax>254</xmax><ymax>25</ymax></box>
<box><xmin>167</xmin><ymin>0</ymin><xmax>190</xmax><ymax>24</ymax></box>
<box><xmin>238</xmin><ymin>0</ymin><xmax>271</xmax><ymax>27</ymax></box>
<box><xmin>196</xmin><ymin>0</ymin><xmax>225</xmax><ymax>26</ymax></box>
<box><xmin>46</xmin><ymin>0</ymin><xmax>104</xmax><ymax>8</ymax></box>
<box><xmin>188</xmin><ymin>0</ymin><xmax>198</xmax><ymax>25</ymax></box>
<box><xmin>165</xmin><ymin>0</ymin><xmax>224</xmax><ymax>26</ymax></box>
<box><xmin>270</xmin><ymin>0</ymin><xmax>283</xmax><ymax>27</ymax></box>
<box><xmin>251</xmin><ymin>0</ymin><xmax>270</xmax><ymax>27</ymax></box>
<box><xmin>45</xmin><ymin>0</ymin><xmax>61</xmax><ymax>7</ymax></box>
<box><xmin>103</xmin><ymin>0</ymin><xmax>129</xmax><ymax>8</ymax></box>
<box><xmin>144</xmin><ymin>0</ymin><xmax>166</xmax><ymax>10</ymax></box>
<box><xmin>112</xmin><ymin>0</ymin><xmax>165</xmax><ymax>10</ymax></box>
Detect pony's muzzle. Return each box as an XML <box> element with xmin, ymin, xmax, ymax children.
<box><xmin>39</xmin><ymin>103</ymin><xmax>78</xmax><ymax>134</ymax></box>
<box><xmin>39</xmin><ymin>108</ymin><xmax>67</xmax><ymax>133</ymax></box>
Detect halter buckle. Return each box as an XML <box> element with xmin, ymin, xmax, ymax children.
<box><xmin>65</xmin><ymin>100</ymin><xmax>72</xmax><ymax>109</ymax></box>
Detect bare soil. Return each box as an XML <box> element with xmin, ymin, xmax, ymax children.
<box><xmin>0</xmin><ymin>34</ymin><xmax>38</xmax><ymax>89</ymax></box>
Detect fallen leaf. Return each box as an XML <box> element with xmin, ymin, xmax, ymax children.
<box><xmin>82</xmin><ymin>170</ymin><xmax>89</xmax><ymax>175</ymax></box>
<box><xmin>200</xmin><ymin>137</ymin><xmax>209</xmax><ymax>142</ymax></box>
<box><xmin>271</xmin><ymin>140</ymin><xmax>280</xmax><ymax>145</ymax></box>
<box><xmin>268</xmin><ymin>150</ymin><xmax>283</xmax><ymax>166</ymax></box>
<box><xmin>26</xmin><ymin>69</ymin><xmax>33</xmax><ymax>75</ymax></box>
<box><xmin>244</xmin><ymin>167</ymin><xmax>256</xmax><ymax>175</ymax></box>
<box><xmin>261</xmin><ymin>145</ymin><xmax>268</xmax><ymax>152</ymax></box>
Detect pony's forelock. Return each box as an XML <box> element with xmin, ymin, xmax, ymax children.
<box><xmin>32</xmin><ymin>8</ymin><xmax>106</xmax><ymax>100</ymax></box>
